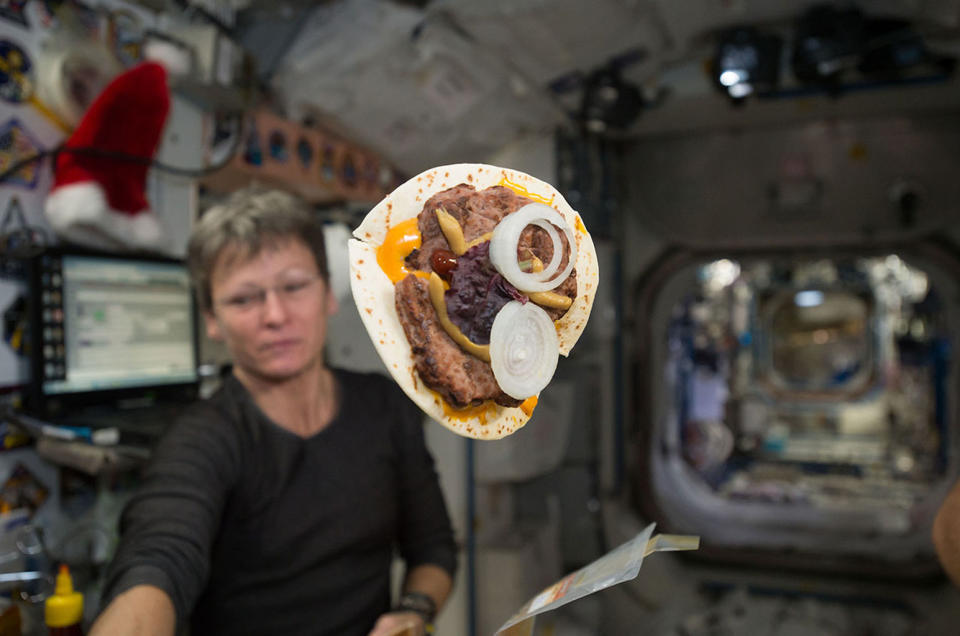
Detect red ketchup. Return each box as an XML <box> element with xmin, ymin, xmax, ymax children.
<box><xmin>430</xmin><ymin>249</ymin><xmax>458</xmax><ymax>280</ymax></box>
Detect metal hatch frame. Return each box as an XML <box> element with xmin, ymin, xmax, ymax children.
<box><xmin>628</xmin><ymin>238</ymin><xmax>960</xmax><ymax>580</ymax></box>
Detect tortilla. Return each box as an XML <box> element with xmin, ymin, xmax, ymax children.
<box><xmin>348</xmin><ymin>163</ymin><xmax>599</xmax><ymax>439</ymax></box>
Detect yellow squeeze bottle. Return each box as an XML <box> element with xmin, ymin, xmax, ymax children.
<box><xmin>45</xmin><ymin>564</ymin><xmax>84</xmax><ymax>635</ymax></box>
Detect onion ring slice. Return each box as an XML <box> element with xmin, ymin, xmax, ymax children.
<box><xmin>490</xmin><ymin>300</ymin><xmax>559</xmax><ymax>400</ymax></box>
<box><xmin>489</xmin><ymin>203</ymin><xmax>577</xmax><ymax>293</ymax></box>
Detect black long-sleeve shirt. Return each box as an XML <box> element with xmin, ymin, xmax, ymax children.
<box><xmin>101</xmin><ymin>369</ymin><xmax>457</xmax><ymax>636</ymax></box>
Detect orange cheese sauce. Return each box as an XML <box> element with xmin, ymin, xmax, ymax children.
<box><xmin>441</xmin><ymin>398</ymin><xmax>496</xmax><ymax>425</ymax></box>
<box><xmin>432</xmin><ymin>392</ymin><xmax>538</xmax><ymax>424</ymax></box>
<box><xmin>377</xmin><ymin>217</ymin><xmax>431</xmax><ymax>283</ymax></box>
<box><xmin>499</xmin><ymin>177</ymin><xmax>585</xmax><ymax>237</ymax></box>
<box><xmin>498</xmin><ymin>177</ymin><xmax>555</xmax><ymax>206</ymax></box>
<box><xmin>520</xmin><ymin>396</ymin><xmax>538</xmax><ymax>417</ymax></box>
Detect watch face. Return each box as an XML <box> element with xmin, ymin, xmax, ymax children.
<box><xmin>397</xmin><ymin>591</ymin><xmax>437</xmax><ymax>623</ymax></box>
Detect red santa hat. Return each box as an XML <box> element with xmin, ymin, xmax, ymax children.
<box><xmin>44</xmin><ymin>61</ymin><xmax>171</xmax><ymax>252</ymax></box>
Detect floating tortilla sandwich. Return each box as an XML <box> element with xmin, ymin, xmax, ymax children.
<box><xmin>348</xmin><ymin>164</ymin><xmax>599</xmax><ymax>440</ymax></box>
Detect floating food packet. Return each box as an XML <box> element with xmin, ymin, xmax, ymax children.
<box><xmin>496</xmin><ymin>523</ymin><xmax>700</xmax><ymax>635</ymax></box>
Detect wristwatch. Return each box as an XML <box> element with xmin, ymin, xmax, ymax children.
<box><xmin>396</xmin><ymin>591</ymin><xmax>437</xmax><ymax>632</ymax></box>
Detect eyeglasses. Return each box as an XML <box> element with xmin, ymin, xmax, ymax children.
<box><xmin>215</xmin><ymin>275</ymin><xmax>322</xmax><ymax>314</ymax></box>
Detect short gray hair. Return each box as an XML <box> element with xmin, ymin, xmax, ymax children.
<box><xmin>187</xmin><ymin>186</ymin><xmax>329</xmax><ymax>312</ymax></box>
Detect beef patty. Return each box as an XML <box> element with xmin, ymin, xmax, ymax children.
<box><xmin>395</xmin><ymin>275</ymin><xmax>521</xmax><ymax>409</ymax></box>
<box><xmin>395</xmin><ymin>184</ymin><xmax>578</xmax><ymax>408</ymax></box>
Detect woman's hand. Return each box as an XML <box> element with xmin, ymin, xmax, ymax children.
<box><xmin>367</xmin><ymin>610</ymin><xmax>426</xmax><ymax>636</ymax></box>
<box><xmin>89</xmin><ymin>585</ymin><xmax>176</xmax><ymax>636</ymax></box>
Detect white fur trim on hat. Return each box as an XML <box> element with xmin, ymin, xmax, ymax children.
<box><xmin>144</xmin><ymin>39</ymin><xmax>192</xmax><ymax>77</ymax></box>
<box><xmin>44</xmin><ymin>181</ymin><xmax>168</xmax><ymax>251</ymax></box>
